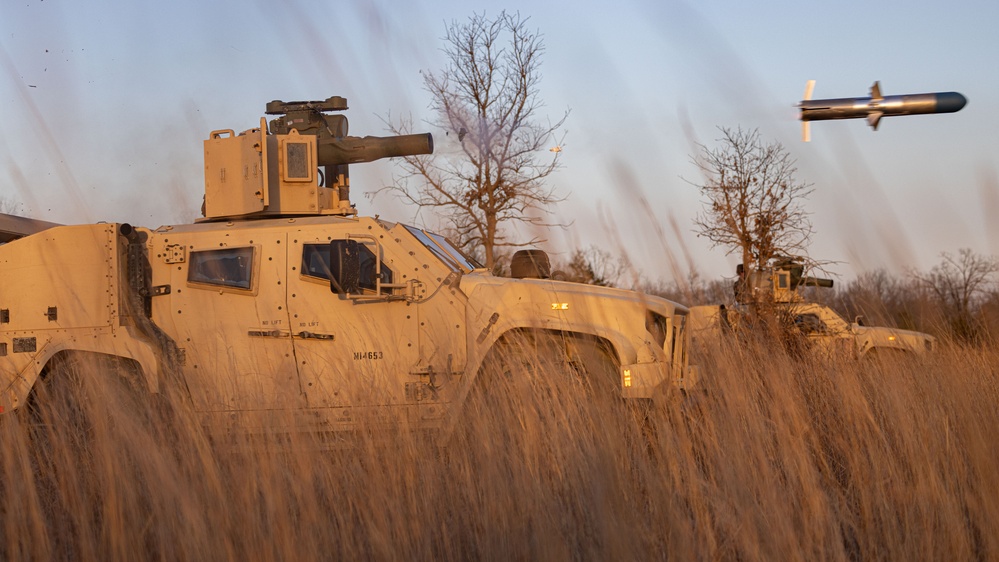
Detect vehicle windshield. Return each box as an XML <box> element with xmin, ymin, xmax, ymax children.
<box><xmin>402</xmin><ymin>224</ymin><xmax>482</xmax><ymax>273</ymax></box>
<box><xmin>807</xmin><ymin>304</ymin><xmax>851</xmax><ymax>331</ymax></box>
<box><xmin>824</xmin><ymin>305</ymin><xmax>851</xmax><ymax>327</ymax></box>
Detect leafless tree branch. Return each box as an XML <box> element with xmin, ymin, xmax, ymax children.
<box><xmin>374</xmin><ymin>11</ymin><xmax>569</xmax><ymax>269</ymax></box>
<box><xmin>688</xmin><ymin>126</ymin><xmax>815</xmax><ymax>290</ymax></box>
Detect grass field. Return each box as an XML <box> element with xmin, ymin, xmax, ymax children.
<box><xmin>2</xmin><ymin>341</ymin><xmax>997</xmax><ymax>561</ymax></box>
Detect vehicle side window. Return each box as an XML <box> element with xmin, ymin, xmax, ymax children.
<box><xmin>302</xmin><ymin>243</ymin><xmax>393</xmax><ymax>291</ymax></box>
<box><xmin>302</xmin><ymin>244</ymin><xmax>332</xmax><ymax>279</ymax></box>
<box><xmin>794</xmin><ymin>313</ymin><xmax>826</xmax><ymax>335</ymax></box>
<box><xmin>188</xmin><ymin>247</ymin><xmax>254</xmax><ymax>290</ymax></box>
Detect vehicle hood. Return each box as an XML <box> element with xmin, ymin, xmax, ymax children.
<box><xmin>459</xmin><ymin>273</ymin><xmax>687</xmax><ymax>316</ymax></box>
<box><xmin>854</xmin><ymin>324</ymin><xmax>935</xmax><ymax>351</ymax></box>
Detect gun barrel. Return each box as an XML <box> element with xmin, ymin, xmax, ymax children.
<box><xmin>318</xmin><ymin>133</ymin><xmax>434</xmax><ymax>166</ymax></box>
<box><xmin>801</xmin><ymin>276</ymin><xmax>834</xmax><ymax>288</ymax></box>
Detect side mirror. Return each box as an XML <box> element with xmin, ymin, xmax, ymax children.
<box><xmin>855</xmin><ymin>315</ymin><xmax>866</xmax><ymax>327</ymax></box>
<box><xmin>330</xmin><ymin>239</ymin><xmax>360</xmax><ymax>294</ymax></box>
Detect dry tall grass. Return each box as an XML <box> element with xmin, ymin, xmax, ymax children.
<box><xmin>1</xmin><ymin>342</ymin><xmax>997</xmax><ymax>561</ymax></box>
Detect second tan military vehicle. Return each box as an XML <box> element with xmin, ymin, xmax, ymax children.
<box><xmin>688</xmin><ymin>261</ymin><xmax>935</xmax><ymax>359</ymax></box>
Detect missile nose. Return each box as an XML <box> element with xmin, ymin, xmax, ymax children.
<box><xmin>935</xmin><ymin>92</ymin><xmax>967</xmax><ymax>114</ymax></box>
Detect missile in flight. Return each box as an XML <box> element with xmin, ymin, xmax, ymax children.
<box><xmin>798</xmin><ymin>81</ymin><xmax>966</xmax><ymax>141</ymax></box>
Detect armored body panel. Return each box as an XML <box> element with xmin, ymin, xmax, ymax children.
<box><xmin>0</xmin><ymin>95</ymin><xmax>694</xmax><ymax>438</ymax></box>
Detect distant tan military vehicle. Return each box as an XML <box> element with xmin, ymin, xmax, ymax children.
<box><xmin>0</xmin><ymin>96</ymin><xmax>695</xmax><ymax>438</ymax></box>
<box><xmin>689</xmin><ymin>260</ymin><xmax>935</xmax><ymax>358</ymax></box>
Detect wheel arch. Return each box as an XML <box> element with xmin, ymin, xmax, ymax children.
<box><xmin>441</xmin><ymin>327</ymin><xmax>621</xmax><ymax>441</ymax></box>
<box><xmin>10</xmin><ymin>342</ymin><xmax>160</xmax><ymax>413</ymax></box>
<box><xmin>471</xmin><ymin>327</ymin><xmax>620</xmax><ymax>376</ymax></box>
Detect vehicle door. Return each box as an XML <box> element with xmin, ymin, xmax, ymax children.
<box><xmin>406</xmin><ymin>228</ymin><xmax>469</xmax><ymax>405</ymax></box>
<box><xmin>793</xmin><ymin>307</ymin><xmax>853</xmax><ymax>358</ymax></box>
<box><xmin>286</xmin><ymin>233</ymin><xmax>420</xmax><ymax>413</ymax></box>
<box><xmin>167</xmin><ymin>232</ymin><xmax>304</xmax><ymax>412</ymax></box>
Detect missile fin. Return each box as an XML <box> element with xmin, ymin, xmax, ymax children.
<box><xmin>867</xmin><ymin>111</ymin><xmax>883</xmax><ymax>130</ymax></box>
<box><xmin>803</xmin><ymin>80</ymin><xmax>815</xmax><ymax>101</ymax></box>
<box><xmin>870</xmin><ymin>81</ymin><xmax>883</xmax><ymax>101</ymax></box>
<box><xmin>802</xmin><ymin>121</ymin><xmax>810</xmax><ymax>142</ymax></box>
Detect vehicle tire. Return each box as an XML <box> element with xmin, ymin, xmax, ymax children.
<box><xmin>474</xmin><ymin>331</ymin><xmax>619</xmax><ymax>404</ymax></box>
<box><xmin>453</xmin><ymin>332</ymin><xmax>621</xmax><ymax>448</ymax></box>
<box><xmin>563</xmin><ymin>335</ymin><xmax>621</xmax><ymax>400</ymax></box>
<box><xmin>24</xmin><ymin>353</ymin><xmax>155</xmax><ymax>453</ymax></box>
<box><xmin>20</xmin><ymin>354</ymin><xmax>165</xmax><ymax>558</ymax></box>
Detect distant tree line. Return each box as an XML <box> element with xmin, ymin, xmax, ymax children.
<box><xmin>828</xmin><ymin>249</ymin><xmax>999</xmax><ymax>345</ymax></box>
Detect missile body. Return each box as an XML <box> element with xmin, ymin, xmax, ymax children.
<box><xmin>797</xmin><ymin>81</ymin><xmax>966</xmax><ymax>141</ymax></box>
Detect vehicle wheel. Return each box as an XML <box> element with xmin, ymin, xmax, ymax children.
<box><xmin>563</xmin><ymin>335</ymin><xmax>621</xmax><ymax>400</ymax></box>
<box><xmin>24</xmin><ymin>353</ymin><xmax>155</xmax><ymax>453</ymax></box>
<box><xmin>453</xmin><ymin>332</ymin><xmax>622</xmax><ymax>447</ymax></box>
<box><xmin>20</xmin><ymin>355</ymin><xmax>164</xmax><ymax>557</ymax></box>
<box><xmin>474</xmin><ymin>332</ymin><xmax>619</xmax><ymax>404</ymax></box>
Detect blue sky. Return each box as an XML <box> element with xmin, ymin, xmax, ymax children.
<box><xmin>1</xmin><ymin>0</ymin><xmax>996</xmax><ymax>284</ymax></box>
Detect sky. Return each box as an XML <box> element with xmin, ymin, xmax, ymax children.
<box><xmin>1</xmin><ymin>0</ymin><xmax>997</xmax><ymax>286</ymax></box>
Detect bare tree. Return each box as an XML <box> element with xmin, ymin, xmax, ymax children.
<box><xmin>689</xmin><ymin>127</ymin><xmax>814</xmax><ymax>296</ymax></box>
<box><xmin>642</xmin><ymin>271</ymin><xmax>733</xmax><ymax>306</ymax></box>
<box><xmin>378</xmin><ymin>11</ymin><xmax>568</xmax><ymax>270</ymax></box>
<box><xmin>911</xmin><ymin>248</ymin><xmax>999</xmax><ymax>341</ymax></box>
<box><xmin>827</xmin><ymin>269</ymin><xmax>931</xmax><ymax>331</ymax></box>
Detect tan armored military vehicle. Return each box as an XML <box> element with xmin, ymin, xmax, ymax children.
<box><xmin>689</xmin><ymin>261</ymin><xmax>935</xmax><ymax>358</ymax></box>
<box><xmin>0</xmin><ymin>96</ymin><xmax>694</xmax><ymax>437</ymax></box>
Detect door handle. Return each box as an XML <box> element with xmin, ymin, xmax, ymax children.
<box><xmin>296</xmin><ymin>331</ymin><xmax>335</xmax><ymax>341</ymax></box>
<box><xmin>247</xmin><ymin>329</ymin><xmax>288</xmax><ymax>338</ymax></box>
